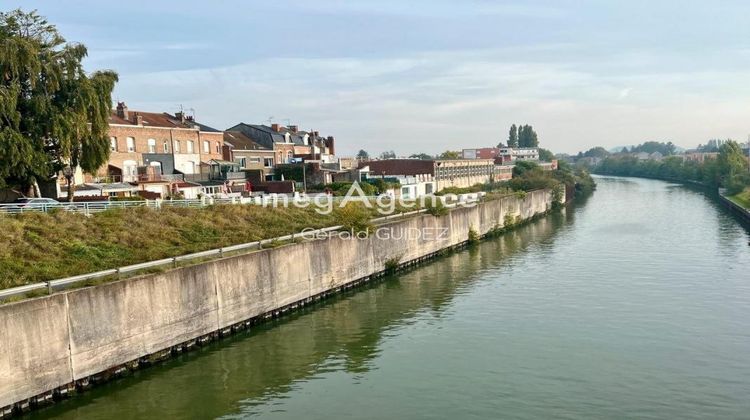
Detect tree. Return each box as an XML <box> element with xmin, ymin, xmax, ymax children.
<box><xmin>379</xmin><ymin>150</ymin><xmax>396</xmax><ymax>160</ymax></box>
<box><xmin>507</xmin><ymin>124</ymin><xmax>518</xmax><ymax>148</ymax></box>
<box><xmin>517</xmin><ymin>125</ymin><xmax>539</xmax><ymax>148</ymax></box>
<box><xmin>583</xmin><ymin>147</ymin><xmax>610</xmax><ymax>159</ymax></box>
<box><xmin>409</xmin><ymin>153</ymin><xmax>433</xmax><ymax>160</ymax></box>
<box><xmin>438</xmin><ymin>150</ymin><xmax>461</xmax><ymax>160</ymax></box>
<box><xmin>356</xmin><ymin>149</ymin><xmax>369</xmax><ymax>160</ymax></box>
<box><xmin>717</xmin><ymin>140</ymin><xmax>747</xmax><ymax>184</ymax></box>
<box><xmin>538</xmin><ymin>148</ymin><xmax>554</xmax><ymax>162</ymax></box>
<box><xmin>0</xmin><ymin>9</ymin><xmax>118</xmax><ymax>199</ymax></box>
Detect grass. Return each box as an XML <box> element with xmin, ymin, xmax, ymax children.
<box><xmin>0</xmin><ymin>192</ymin><xmax>519</xmax><ymax>290</ymax></box>
<box><xmin>0</xmin><ymin>204</ymin><xmax>360</xmax><ymax>289</ymax></box>
<box><xmin>729</xmin><ymin>187</ymin><xmax>750</xmax><ymax>210</ymax></box>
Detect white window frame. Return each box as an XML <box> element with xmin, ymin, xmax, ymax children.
<box><xmin>126</xmin><ymin>137</ymin><xmax>135</xmax><ymax>152</ymax></box>
<box><xmin>110</xmin><ymin>137</ymin><xmax>117</xmax><ymax>152</ymax></box>
<box><xmin>147</xmin><ymin>138</ymin><xmax>156</xmax><ymax>153</ymax></box>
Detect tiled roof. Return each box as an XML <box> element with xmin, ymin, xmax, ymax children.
<box><xmin>110</xmin><ymin>110</ymin><xmax>221</xmax><ymax>132</ymax></box>
<box><xmin>223</xmin><ymin>131</ymin><xmax>270</xmax><ymax>150</ymax></box>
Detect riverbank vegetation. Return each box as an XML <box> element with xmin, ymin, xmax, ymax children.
<box><xmin>593</xmin><ymin>141</ymin><xmax>750</xmax><ymax>198</ymax></box>
<box><xmin>434</xmin><ymin>160</ymin><xmax>596</xmax><ymax>202</ymax></box>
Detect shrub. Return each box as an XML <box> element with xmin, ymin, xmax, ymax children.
<box><xmin>467</xmin><ymin>226</ymin><xmax>480</xmax><ymax>244</ymax></box>
<box><xmin>425</xmin><ymin>200</ymin><xmax>448</xmax><ymax>217</ymax></box>
<box><xmin>335</xmin><ymin>202</ymin><xmax>374</xmax><ymax>236</ymax></box>
<box><xmin>384</xmin><ymin>256</ymin><xmax>401</xmax><ymax>273</ymax></box>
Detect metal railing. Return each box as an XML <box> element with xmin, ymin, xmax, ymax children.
<box><xmin>0</xmin><ymin>209</ymin><xmax>432</xmax><ymax>301</ymax></box>
<box><xmin>0</xmin><ymin>191</ymin><xmax>487</xmax><ymax>216</ymax></box>
<box><xmin>0</xmin><ymin>197</ymin><xmax>247</xmax><ymax>215</ymax></box>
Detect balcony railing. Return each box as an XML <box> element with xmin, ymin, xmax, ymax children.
<box><xmin>137</xmin><ymin>173</ymin><xmax>185</xmax><ymax>182</ymax></box>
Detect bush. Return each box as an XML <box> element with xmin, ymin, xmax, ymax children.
<box><xmin>425</xmin><ymin>200</ymin><xmax>448</xmax><ymax>217</ymax></box>
<box><xmin>467</xmin><ymin>227</ymin><xmax>480</xmax><ymax>244</ymax></box>
<box><xmin>335</xmin><ymin>202</ymin><xmax>374</xmax><ymax>236</ymax></box>
<box><xmin>384</xmin><ymin>256</ymin><xmax>401</xmax><ymax>273</ymax></box>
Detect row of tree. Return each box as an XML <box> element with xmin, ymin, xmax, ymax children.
<box><xmin>594</xmin><ymin>140</ymin><xmax>750</xmax><ymax>195</ymax></box>
<box><xmin>1</xmin><ymin>9</ymin><xmax>118</xmax><ymax>199</ymax></box>
<box><xmin>502</xmin><ymin>124</ymin><xmax>539</xmax><ymax>148</ymax></box>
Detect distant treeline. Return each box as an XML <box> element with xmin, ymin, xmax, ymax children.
<box><xmin>592</xmin><ymin>141</ymin><xmax>750</xmax><ymax>195</ymax></box>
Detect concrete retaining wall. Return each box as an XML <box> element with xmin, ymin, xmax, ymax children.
<box><xmin>0</xmin><ymin>189</ymin><xmax>553</xmax><ymax>411</ymax></box>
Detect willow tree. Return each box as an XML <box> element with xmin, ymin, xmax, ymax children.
<box><xmin>0</xmin><ymin>9</ymin><xmax>117</xmax><ymax>199</ymax></box>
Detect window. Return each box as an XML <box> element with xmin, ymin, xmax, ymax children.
<box><xmin>126</xmin><ymin>137</ymin><xmax>135</xmax><ymax>152</ymax></box>
<box><xmin>203</xmin><ymin>140</ymin><xmax>209</xmax><ymax>153</ymax></box>
<box><xmin>163</xmin><ymin>140</ymin><xmax>169</xmax><ymax>153</ymax></box>
<box><xmin>425</xmin><ymin>184</ymin><xmax>433</xmax><ymax>194</ymax></box>
<box><xmin>248</xmin><ymin>157</ymin><xmax>261</xmax><ymax>163</ymax></box>
<box><xmin>147</xmin><ymin>138</ymin><xmax>156</xmax><ymax>153</ymax></box>
<box><xmin>264</xmin><ymin>158</ymin><xmax>274</xmax><ymax>168</ymax></box>
<box><xmin>174</xmin><ymin>140</ymin><xmax>181</xmax><ymax>153</ymax></box>
<box><xmin>110</xmin><ymin>137</ymin><xmax>117</xmax><ymax>152</ymax></box>
<box><xmin>149</xmin><ymin>161</ymin><xmax>163</xmax><ymax>175</ymax></box>
<box><xmin>287</xmin><ymin>151</ymin><xmax>293</xmax><ymax>162</ymax></box>
<box><xmin>236</xmin><ymin>157</ymin><xmax>247</xmax><ymax>168</ymax></box>
<box><xmin>187</xmin><ymin>140</ymin><xmax>194</xmax><ymax>154</ymax></box>
<box><xmin>215</xmin><ymin>142</ymin><xmax>220</xmax><ymax>154</ymax></box>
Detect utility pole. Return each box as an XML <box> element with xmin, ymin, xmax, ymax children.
<box><xmin>302</xmin><ymin>161</ymin><xmax>307</xmax><ymax>193</ymax></box>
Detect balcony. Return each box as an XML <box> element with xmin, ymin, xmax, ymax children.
<box><xmin>137</xmin><ymin>173</ymin><xmax>185</xmax><ymax>183</ymax></box>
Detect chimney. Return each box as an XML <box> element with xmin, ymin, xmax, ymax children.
<box><xmin>313</xmin><ymin>131</ymin><xmax>319</xmax><ymax>138</ymax></box>
<box><xmin>325</xmin><ymin>136</ymin><xmax>335</xmax><ymax>156</ymax></box>
<box><xmin>116</xmin><ymin>102</ymin><xmax>129</xmax><ymax>120</ymax></box>
<box><xmin>134</xmin><ymin>112</ymin><xmax>143</xmax><ymax>126</ymax></box>
<box><xmin>289</xmin><ymin>125</ymin><xmax>298</xmax><ymax>133</ymax></box>
<box><xmin>175</xmin><ymin>111</ymin><xmax>185</xmax><ymax>123</ymax></box>
<box><xmin>271</xmin><ymin>123</ymin><xmax>280</xmax><ymax>132</ymax></box>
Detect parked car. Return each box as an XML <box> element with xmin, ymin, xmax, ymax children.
<box><xmin>2</xmin><ymin>198</ymin><xmax>73</xmax><ymax>213</ymax></box>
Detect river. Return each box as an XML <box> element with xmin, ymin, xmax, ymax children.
<box><xmin>29</xmin><ymin>176</ymin><xmax>750</xmax><ymax>419</ymax></box>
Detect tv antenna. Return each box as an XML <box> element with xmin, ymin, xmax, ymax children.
<box><xmin>266</xmin><ymin>116</ymin><xmax>275</xmax><ymax>124</ymax></box>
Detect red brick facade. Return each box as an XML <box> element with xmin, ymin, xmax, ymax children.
<box><xmin>99</xmin><ymin>104</ymin><xmax>223</xmax><ymax>181</ymax></box>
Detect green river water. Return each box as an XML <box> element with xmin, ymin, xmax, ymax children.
<box><xmin>29</xmin><ymin>176</ymin><xmax>750</xmax><ymax>419</ymax></box>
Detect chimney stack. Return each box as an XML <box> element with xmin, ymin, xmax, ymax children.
<box><xmin>289</xmin><ymin>125</ymin><xmax>298</xmax><ymax>133</ymax></box>
<box><xmin>134</xmin><ymin>112</ymin><xmax>143</xmax><ymax>126</ymax></box>
<box><xmin>116</xmin><ymin>102</ymin><xmax>129</xmax><ymax>120</ymax></box>
<box><xmin>175</xmin><ymin>111</ymin><xmax>185</xmax><ymax>123</ymax></box>
<box><xmin>271</xmin><ymin>123</ymin><xmax>280</xmax><ymax>132</ymax></box>
<box><xmin>325</xmin><ymin>136</ymin><xmax>335</xmax><ymax>156</ymax></box>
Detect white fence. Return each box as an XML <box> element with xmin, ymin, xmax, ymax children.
<box><xmin>0</xmin><ymin>209</ymin><xmax>431</xmax><ymax>301</ymax></box>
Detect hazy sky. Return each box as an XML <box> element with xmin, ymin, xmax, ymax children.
<box><xmin>15</xmin><ymin>1</ymin><xmax>750</xmax><ymax>155</ymax></box>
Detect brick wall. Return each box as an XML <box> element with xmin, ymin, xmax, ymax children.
<box><xmin>102</xmin><ymin>125</ymin><xmax>223</xmax><ymax>178</ymax></box>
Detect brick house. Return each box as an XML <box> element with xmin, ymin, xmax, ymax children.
<box><xmin>222</xmin><ymin>131</ymin><xmax>276</xmax><ymax>181</ymax></box>
<box><xmin>102</xmin><ymin>102</ymin><xmax>223</xmax><ymax>182</ymax></box>
<box><xmin>226</xmin><ymin>123</ymin><xmax>335</xmax><ymax>165</ymax></box>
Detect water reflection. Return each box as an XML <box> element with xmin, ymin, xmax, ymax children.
<box><xmin>29</xmin><ymin>199</ymin><xmax>577</xmax><ymax>420</ymax></box>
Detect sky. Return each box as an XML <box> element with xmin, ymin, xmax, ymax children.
<box><xmin>12</xmin><ymin>0</ymin><xmax>750</xmax><ymax>156</ymax></box>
